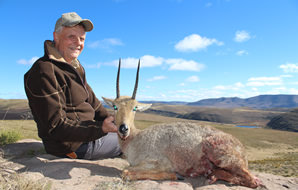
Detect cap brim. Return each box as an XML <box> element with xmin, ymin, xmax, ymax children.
<box><xmin>80</xmin><ymin>19</ymin><xmax>93</xmax><ymax>32</ymax></box>
<box><xmin>64</xmin><ymin>19</ymin><xmax>93</xmax><ymax>32</ymax></box>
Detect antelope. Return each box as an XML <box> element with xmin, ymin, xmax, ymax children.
<box><xmin>102</xmin><ymin>59</ymin><xmax>262</xmax><ymax>188</ymax></box>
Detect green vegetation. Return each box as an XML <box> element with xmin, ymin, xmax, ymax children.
<box><xmin>0</xmin><ymin>130</ymin><xmax>21</xmax><ymax>146</ymax></box>
<box><xmin>0</xmin><ymin>120</ymin><xmax>40</xmax><ymax>141</ymax></box>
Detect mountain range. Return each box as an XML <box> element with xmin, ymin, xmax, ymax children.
<box><xmin>187</xmin><ymin>94</ymin><xmax>298</xmax><ymax>109</ymax></box>
<box><xmin>1</xmin><ymin>95</ymin><xmax>298</xmax><ymax>132</ymax></box>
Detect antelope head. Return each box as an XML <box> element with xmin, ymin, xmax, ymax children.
<box><xmin>102</xmin><ymin>59</ymin><xmax>152</xmax><ymax>140</ymax></box>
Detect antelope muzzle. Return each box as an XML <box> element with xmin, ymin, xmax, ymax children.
<box><xmin>118</xmin><ymin>123</ymin><xmax>129</xmax><ymax>140</ymax></box>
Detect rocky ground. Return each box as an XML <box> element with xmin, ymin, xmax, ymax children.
<box><xmin>1</xmin><ymin>139</ymin><xmax>297</xmax><ymax>190</ymax></box>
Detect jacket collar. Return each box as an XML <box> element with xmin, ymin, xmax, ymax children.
<box><xmin>44</xmin><ymin>40</ymin><xmax>80</xmax><ymax>69</ymax></box>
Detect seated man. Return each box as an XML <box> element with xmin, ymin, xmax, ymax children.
<box><xmin>24</xmin><ymin>12</ymin><xmax>121</xmax><ymax>159</ymax></box>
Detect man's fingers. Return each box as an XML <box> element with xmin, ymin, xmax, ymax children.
<box><xmin>106</xmin><ymin>116</ymin><xmax>114</xmax><ymax>122</ymax></box>
<box><xmin>102</xmin><ymin>116</ymin><xmax>117</xmax><ymax>133</ymax></box>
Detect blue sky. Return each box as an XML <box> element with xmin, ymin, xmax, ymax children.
<box><xmin>1</xmin><ymin>0</ymin><xmax>298</xmax><ymax>102</ymax></box>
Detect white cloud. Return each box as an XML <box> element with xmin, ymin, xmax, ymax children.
<box><xmin>246</xmin><ymin>77</ymin><xmax>282</xmax><ymax>86</ymax></box>
<box><xmin>289</xmin><ymin>88</ymin><xmax>298</xmax><ymax>94</ymax></box>
<box><xmin>235</xmin><ymin>82</ymin><xmax>245</xmax><ymax>88</ymax></box>
<box><xmin>93</xmin><ymin>55</ymin><xmax>204</xmax><ymax>72</ymax></box>
<box><xmin>213</xmin><ymin>82</ymin><xmax>245</xmax><ymax>91</ymax></box>
<box><xmin>175</xmin><ymin>34</ymin><xmax>223</xmax><ymax>52</ymax></box>
<box><xmin>17</xmin><ymin>56</ymin><xmax>39</xmax><ymax>65</ymax></box>
<box><xmin>214</xmin><ymin>85</ymin><xmax>227</xmax><ymax>90</ymax></box>
<box><xmin>166</xmin><ymin>58</ymin><xmax>205</xmax><ymax>71</ymax></box>
<box><xmin>141</xmin><ymin>55</ymin><xmax>164</xmax><ymax>67</ymax></box>
<box><xmin>280</xmin><ymin>63</ymin><xmax>298</xmax><ymax>73</ymax></box>
<box><xmin>147</xmin><ymin>76</ymin><xmax>167</xmax><ymax>82</ymax></box>
<box><xmin>87</xmin><ymin>38</ymin><xmax>123</xmax><ymax>49</ymax></box>
<box><xmin>186</xmin><ymin>76</ymin><xmax>200</xmax><ymax>82</ymax></box>
<box><xmin>97</xmin><ymin>55</ymin><xmax>164</xmax><ymax>68</ymax></box>
<box><xmin>121</xmin><ymin>55</ymin><xmax>164</xmax><ymax>68</ymax></box>
<box><xmin>234</xmin><ymin>30</ymin><xmax>251</xmax><ymax>42</ymax></box>
<box><xmin>280</xmin><ymin>74</ymin><xmax>293</xmax><ymax>78</ymax></box>
<box><xmin>236</xmin><ymin>50</ymin><xmax>248</xmax><ymax>56</ymax></box>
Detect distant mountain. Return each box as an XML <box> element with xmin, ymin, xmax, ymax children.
<box><xmin>267</xmin><ymin>109</ymin><xmax>298</xmax><ymax>132</ymax></box>
<box><xmin>188</xmin><ymin>95</ymin><xmax>298</xmax><ymax>109</ymax></box>
<box><xmin>140</xmin><ymin>101</ymin><xmax>187</xmax><ymax>105</ymax></box>
<box><xmin>0</xmin><ymin>99</ymin><xmax>32</xmax><ymax>119</ymax></box>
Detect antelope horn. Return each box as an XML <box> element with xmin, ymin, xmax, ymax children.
<box><xmin>132</xmin><ymin>59</ymin><xmax>140</xmax><ymax>99</ymax></box>
<box><xmin>116</xmin><ymin>58</ymin><xmax>121</xmax><ymax>99</ymax></box>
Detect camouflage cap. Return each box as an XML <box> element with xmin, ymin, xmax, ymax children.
<box><xmin>55</xmin><ymin>12</ymin><xmax>93</xmax><ymax>32</ymax></box>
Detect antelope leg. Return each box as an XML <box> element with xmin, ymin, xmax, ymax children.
<box><xmin>122</xmin><ymin>169</ymin><xmax>177</xmax><ymax>181</ymax></box>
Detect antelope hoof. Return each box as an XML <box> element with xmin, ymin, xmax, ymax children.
<box><xmin>176</xmin><ymin>173</ymin><xmax>185</xmax><ymax>180</ymax></box>
<box><xmin>121</xmin><ymin>169</ymin><xmax>131</xmax><ymax>180</ymax></box>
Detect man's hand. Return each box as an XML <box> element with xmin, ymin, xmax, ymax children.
<box><xmin>102</xmin><ymin>116</ymin><xmax>117</xmax><ymax>133</ymax></box>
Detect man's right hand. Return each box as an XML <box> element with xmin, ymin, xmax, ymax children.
<box><xmin>102</xmin><ymin>116</ymin><xmax>118</xmax><ymax>133</ymax></box>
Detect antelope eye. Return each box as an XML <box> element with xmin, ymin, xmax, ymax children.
<box><xmin>133</xmin><ymin>106</ymin><xmax>137</xmax><ymax>111</ymax></box>
<box><xmin>113</xmin><ymin>105</ymin><xmax>118</xmax><ymax>110</ymax></box>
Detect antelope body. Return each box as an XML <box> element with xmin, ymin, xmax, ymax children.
<box><xmin>102</xmin><ymin>59</ymin><xmax>262</xmax><ymax>188</ymax></box>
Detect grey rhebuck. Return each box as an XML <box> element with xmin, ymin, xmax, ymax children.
<box><xmin>102</xmin><ymin>59</ymin><xmax>262</xmax><ymax>188</ymax></box>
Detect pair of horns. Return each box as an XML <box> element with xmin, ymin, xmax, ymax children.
<box><xmin>116</xmin><ymin>58</ymin><xmax>140</xmax><ymax>100</ymax></box>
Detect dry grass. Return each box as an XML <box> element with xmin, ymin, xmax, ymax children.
<box><xmin>0</xmin><ymin>173</ymin><xmax>52</xmax><ymax>190</ymax></box>
<box><xmin>0</xmin><ymin>154</ymin><xmax>52</xmax><ymax>190</ymax></box>
<box><xmin>249</xmin><ymin>152</ymin><xmax>298</xmax><ymax>177</ymax></box>
<box><xmin>0</xmin><ymin>120</ymin><xmax>40</xmax><ymax>141</ymax></box>
<box><xmin>93</xmin><ymin>179</ymin><xmax>135</xmax><ymax>190</ymax></box>
<box><xmin>0</xmin><ymin>99</ymin><xmax>29</xmax><ymax>110</ymax></box>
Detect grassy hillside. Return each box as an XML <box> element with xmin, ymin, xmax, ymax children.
<box><xmin>0</xmin><ymin>99</ymin><xmax>296</xmax><ymax>132</ymax></box>
<box><xmin>188</xmin><ymin>95</ymin><xmax>298</xmax><ymax>109</ymax></box>
<box><xmin>0</xmin><ymin>99</ymin><xmax>29</xmax><ymax>110</ymax></box>
<box><xmin>0</xmin><ymin>99</ymin><xmax>32</xmax><ymax>120</ymax></box>
<box><xmin>146</xmin><ymin>104</ymin><xmax>285</xmax><ymax>127</ymax></box>
<box><xmin>267</xmin><ymin>109</ymin><xmax>298</xmax><ymax>132</ymax></box>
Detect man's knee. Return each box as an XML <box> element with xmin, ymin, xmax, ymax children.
<box><xmin>84</xmin><ymin>133</ymin><xmax>121</xmax><ymax>160</ymax></box>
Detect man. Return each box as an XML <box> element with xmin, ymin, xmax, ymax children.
<box><xmin>24</xmin><ymin>12</ymin><xmax>121</xmax><ymax>159</ymax></box>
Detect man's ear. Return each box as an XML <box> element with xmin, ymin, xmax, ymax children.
<box><xmin>102</xmin><ymin>97</ymin><xmax>115</xmax><ymax>108</ymax></box>
<box><xmin>53</xmin><ymin>32</ymin><xmax>59</xmax><ymax>44</ymax></box>
<box><xmin>136</xmin><ymin>103</ymin><xmax>152</xmax><ymax>112</ymax></box>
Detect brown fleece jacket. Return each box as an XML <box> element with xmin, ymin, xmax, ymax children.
<box><xmin>24</xmin><ymin>40</ymin><xmax>109</xmax><ymax>157</ymax></box>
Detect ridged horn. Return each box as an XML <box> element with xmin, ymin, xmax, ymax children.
<box><xmin>132</xmin><ymin>59</ymin><xmax>140</xmax><ymax>99</ymax></box>
<box><xmin>116</xmin><ymin>58</ymin><xmax>121</xmax><ymax>99</ymax></box>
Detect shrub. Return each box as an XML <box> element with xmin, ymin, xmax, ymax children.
<box><xmin>0</xmin><ymin>130</ymin><xmax>22</xmax><ymax>146</ymax></box>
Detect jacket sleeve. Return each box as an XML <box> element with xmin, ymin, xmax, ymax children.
<box><xmin>85</xmin><ymin>83</ymin><xmax>110</xmax><ymax>121</ymax></box>
<box><xmin>24</xmin><ymin>61</ymin><xmax>107</xmax><ymax>142</ymax></box>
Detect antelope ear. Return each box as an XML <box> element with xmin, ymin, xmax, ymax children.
<box><xmin>102</xmin><ymin>97</ymin><xmax>115</xmax><ymax>108</ymax></box>
<box><xmin>136</xmin><ymin>103</ymin><xmax>152</xmax><ymax>112</ymax></box>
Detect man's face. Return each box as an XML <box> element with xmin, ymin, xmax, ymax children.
<box><xmin>54</xmin><ymin>25</ymin><xmax>86</xmax><ymax>63</ymax></box>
